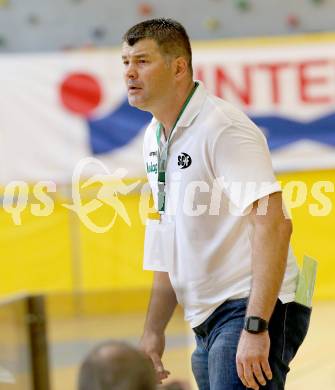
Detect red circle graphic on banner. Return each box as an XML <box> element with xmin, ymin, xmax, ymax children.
<box><xmin>60</xmin><ymin>73</ymin><xmax>102</xmax><ymax>116</ymax></box>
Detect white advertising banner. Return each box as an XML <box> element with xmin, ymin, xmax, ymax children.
<box><xmin>0</xmin><ymin>36</ymin><xmax>334</xmax><ymax>184</ymax></box>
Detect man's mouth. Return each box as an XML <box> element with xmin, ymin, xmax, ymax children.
<box><xmin>128</xmin><ymin>86</ymin><xmax>142</xmax><ymax>94</ymax></box>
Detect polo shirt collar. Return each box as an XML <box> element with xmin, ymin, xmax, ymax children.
<box><xmin>177</xmin><ymin>80</ymin><xmax>207</xmax><ymax>128</ymax></box>
<box><xmin>151</xmin><ymin>80</ymin><xmax>207</xmax><ymax>130</ymax></box>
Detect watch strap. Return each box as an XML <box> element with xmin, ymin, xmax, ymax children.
<box><xmin>244</xmin><ymin>316</ymin><xmax>268</xmax><ymax>334</ymax></box>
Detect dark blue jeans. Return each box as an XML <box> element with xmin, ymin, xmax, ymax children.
<box><xmin>191</xmin><ymin>298</ymin><xmax>311</xmax><ymax>390</ymax></box>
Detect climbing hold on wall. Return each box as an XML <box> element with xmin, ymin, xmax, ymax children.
<box><xmin>286</xmin><ymin>14</ymin><xmax>300</xmax><ymax>28</ymax></box>
<box><xmin>0</xmin><ymin>35</ymin><xmax>7</xmax><ymax>48</ymax></box>
<box><xmin>234</xmin><ymin>0</ymin><xmax>251</xmax><ymax>11</ymax></box>
<box><xmin>204</xmin><ymin>17</ymin><xmax>221</xmax><ymax>31</ymax></box>
<box><xmin>92</xmin><ymin>26</ymin><xmax>107</xmax><ymax>41</ymax></box>
<box><xmin>27</xmin><ymin>13</ymin><xmax>40</xmax><ymax>26</ymax></box>
<box><xmin>138</xmin><ymin>3</ymin><xmax>153</xmax><ymax>17</ymax></box>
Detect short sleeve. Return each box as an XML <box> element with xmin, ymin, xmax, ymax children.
<box><xmin>212</xmin><ymin>123</ymin><xmax>281</xmax><ymax>213</ymax></box>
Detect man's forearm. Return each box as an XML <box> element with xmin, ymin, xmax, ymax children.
<box><xmin>247</xmin><ymin>194</ymin><xmax>293</xmax><ymax>321</ymax></box>
<box><xmin>143</xmin><ymin>271</ymin><xmax>178</xmax><ymax>334</ymax></box>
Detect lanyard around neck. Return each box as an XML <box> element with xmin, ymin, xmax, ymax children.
<box><xmin>155</xmin><ymin>81</ymin><xmax>199</xmax><ymax>214</ymax></box>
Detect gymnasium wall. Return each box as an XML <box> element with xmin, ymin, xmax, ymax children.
<box><xmin>1</xmin><ymin>0</ymin><xmax>335</xmax><ymax>52</ymax></box>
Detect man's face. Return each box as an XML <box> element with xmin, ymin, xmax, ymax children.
<box><xmin>122</xmin><ymin>39</ymin><xmax>175</xmax><ymax>111</ymax></box>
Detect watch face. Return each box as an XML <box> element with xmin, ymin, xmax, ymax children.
<box><xmin>249</xmin><ymin>318</ymin><xmax>259</xmax><ymax>331</ymax></box>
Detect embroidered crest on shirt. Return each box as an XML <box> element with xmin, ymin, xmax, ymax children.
<box><xmin>178</xmin><ymin>153</ymin><xmax>192</xmax><ymax>169</ymax></box>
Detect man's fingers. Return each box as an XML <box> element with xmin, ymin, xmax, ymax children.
<box><xmin>260</xmin><ymin>360</ymin><xmax>273</xmax><ymax>381</ymax></box>
<box><xmin>156</xmin><ymin>371</ymin><xmax>169</xmax><ymax>384</ymax></box>
<box><xmin>156</xmin><ymin>370</ymin><xmax>170</xmax><ymax>384</ymax></box>
<box><xmin>243</xmin><ymin>362</ymin><xmax>259</xmax><ymax>390</ymax></box>
<box><xmin>150</xmin><ymin>353</ymin><xmax>170</xmax><ymax>383</ymax></box>
<box><xmin>251</xmin><ymin>362</ymin><xmax>266</xmax><ymax>387</ymax></box>
<box><xmin>238</xmin><ymin>359</ymin><xmax>272</xmax><ymax>389</ymax></box>
<box><xmin>158</xmin><ymin>369</ymin><xmax>170</xmax><ymax>378</ymax></box>
<box><xmin>236</xmin><ymin>361</ymin><xmax>249</xmax><ymax>388</ymax></box>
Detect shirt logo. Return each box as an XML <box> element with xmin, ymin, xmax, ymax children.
<box><xmin>146</xmin><ymin>162</ymin><xmax>158</xmax><ymax>174</ymax></box>
<box><xmin>178</xmin><ymin>153</ymin><xmax>192</xmax><ymax>169</ymax></box>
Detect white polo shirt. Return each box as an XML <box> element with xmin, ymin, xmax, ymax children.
<box><xmin>143</xmin><ymin>81</ymin><xmax>299</xmax><ymax>328</ymax></box>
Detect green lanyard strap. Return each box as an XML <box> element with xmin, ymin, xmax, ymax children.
<box><xmin>156</xmin><ymin>82</ymin><xmax>199</xmax><ymax>214</ymax></box>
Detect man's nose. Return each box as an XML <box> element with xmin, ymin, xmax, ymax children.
<box><xmin>126</xmin><ymin>63</ymin><xmax>138</xmax><ymax>79</ymax></box>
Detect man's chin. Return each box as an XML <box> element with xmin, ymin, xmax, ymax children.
<box><xmin>128</xmin><ymin>97</ymin><xmax>149</xmax><ymax>111</ymax></box>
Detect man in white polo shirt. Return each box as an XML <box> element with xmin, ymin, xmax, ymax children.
<box><xmin>122</xmin><ymin>18</ymin><xmax>311</xmax><ymax>390</ymax></box>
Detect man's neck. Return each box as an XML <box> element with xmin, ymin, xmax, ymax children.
<box><xmin>154</xmin><ymin>80</ymin><xmax>195</xmax><ymax>140</ymax></box>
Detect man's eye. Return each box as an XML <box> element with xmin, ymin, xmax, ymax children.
<box><xmin>139</xmin><ymin>60</ymin><xmax>147</xmax><ymax>64</ymax></box>
<box><xmin>123</xmin><ymin>61</ymin><xmax>129</xmax><ymax>65</ymax></box>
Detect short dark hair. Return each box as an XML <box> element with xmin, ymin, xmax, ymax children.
<box><xmin>123</xmin><ymin>18</ymin><xmax>193</xmax><ymax>76</ymax></box>
<box><xmin>78</xmin><ymin>340</ymin><xmax>156</xmax><ymax>390</ymax></box>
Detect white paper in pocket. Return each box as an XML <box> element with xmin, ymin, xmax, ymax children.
<box><xmin>143</xmin><ymin>219</ymin><xmax>175</xmax><ymax>272</ymax></box>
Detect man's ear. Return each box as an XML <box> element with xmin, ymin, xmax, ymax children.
<box><xmin>174</xmin><ymin>57</ymin><xmax>188</xmax><ymax>79</ymax></box>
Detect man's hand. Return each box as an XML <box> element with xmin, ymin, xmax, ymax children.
<box><xmin>140</xmin><ymin>331</ymin><xmax>170</xmax><ymax>384</ymax></box>
<box><xmin>236</xmin><ymin>330</ymin><xmax>272</xmax><ymax>389</ymax></box>
<box><xmin>139</xmin><ymin>272</ymin><xmax>177</xmax><ymax>384</ymax></box>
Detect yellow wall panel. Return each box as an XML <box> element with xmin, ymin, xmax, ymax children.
<box><xmin>79</xmin><ymin>193</ymin><xmax>152</xmax><ymax>290</ymax></box>
<box><xmin>1</xmin><ymin>171</ymin><xmax>334</xmax><ymax>302</ymax></box>
<box><xmin>279</xmin><ymin>170</ymin><xmax>335</xmax><ymax>299</ymax></box>
<box><xmin>0</xmin><ymin>203</ymin><xmax>73</xmax><ymax>295</ymax></box>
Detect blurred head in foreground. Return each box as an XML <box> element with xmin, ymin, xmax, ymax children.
<box><xmin>78</xmin><ymin>340</ymin><xmax>156</xmax><ymax>390</ymax></box>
